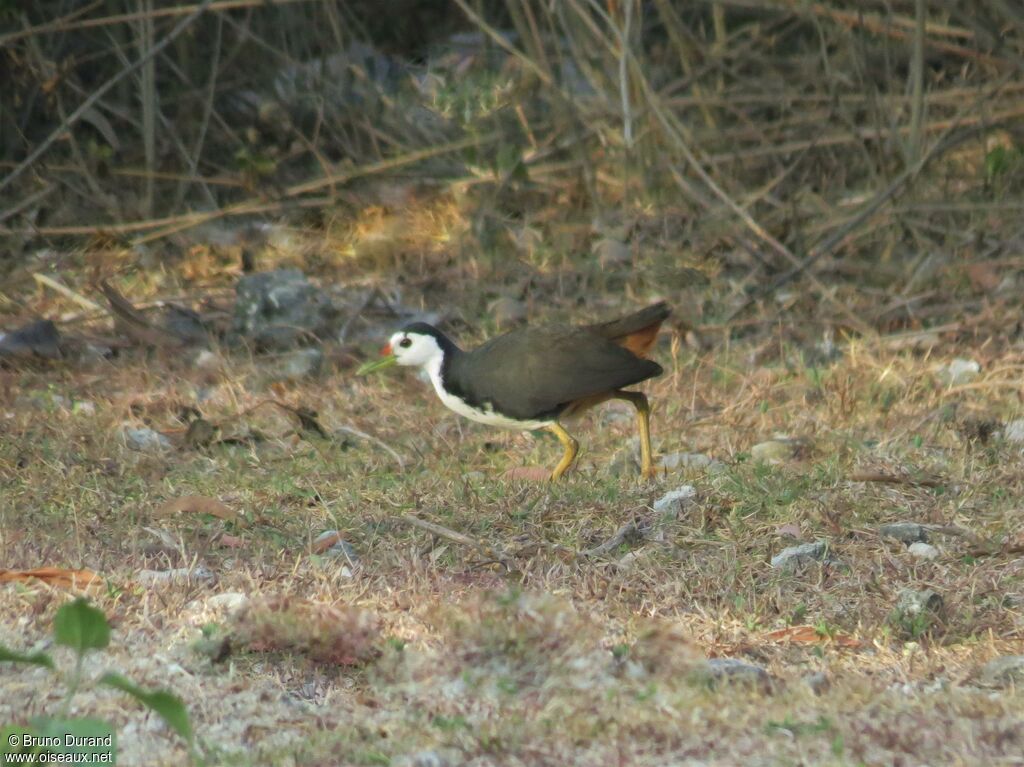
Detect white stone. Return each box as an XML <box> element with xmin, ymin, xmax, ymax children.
<box><xmin>937</xmin><ymin>358</ymin><xmax>980</xmax><ymax>385</ymax></box>
<box><xmin>908</xmin><ymin>542</ymin><xmax>940</xmax><ymax>560</ymax></box>
<box><xmin>1004</xmin><ymin>419</ymin><xmax>1024</xmax><ymax>443</ymax></box>
<box><xmin>653</xmin><ymin>485</ymin><xmax>697</xmax><ymax>517</ymax></box>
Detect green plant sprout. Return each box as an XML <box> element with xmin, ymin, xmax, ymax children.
<box><xmin>1</xmin><ymin>598</ymin><xmax>197</xmax><ymax>765</ymax></box>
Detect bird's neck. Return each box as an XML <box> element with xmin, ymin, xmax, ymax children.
<box><xmin>424</xmin><ymin>332</ymin><xmax>462</xmax><ymax>396</ymax></box>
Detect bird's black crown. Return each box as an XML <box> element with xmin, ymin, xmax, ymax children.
<box><xmin>399</xmin><ymin>322</ymin><xmax>459</xmax><ymax>352</ymax></box>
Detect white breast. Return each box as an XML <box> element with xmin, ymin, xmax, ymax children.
<box><xmin>424</xmin><ymin>356</ymin><xmax>553</xmax><ymax>431</ymax></box>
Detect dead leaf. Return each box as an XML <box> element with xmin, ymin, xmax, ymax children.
<box><xmin>293</xmin><ymin>406</ymin><xmax>328</xmax><ymax>438</ymax></box>
<box><xmin>966</xmin><ymin>262</ymin><xmax>1000</xmax><ymax>292</ymax></box>
<box><xmin>0</xmin><ymin>567</ymin><xmax>102</xmax><ymax>592</ymax></box>
<box><xmin>156</xmin><ymin>495</ymin><xmax>237</xmax><ymax>521</ymax></box>
<box><xmin>80</xmin><ymin>106</ymin><xmax>121</xmax><ymax>151</ymax></box>
<box><xmin>97</xmin><ymin>280</ymin><xmax>185</xmax><ymax>348</ymax></box>
<box><xmin>184</xmin><ymin>418</ymin><xmax>218</xmax><ymax>448</ymax></box>
<box><xmin>969</xmin><ymin>528</ymin><xmax>1024</xmax><ymax>558</ymax></box>
<box><xmin>503</xmin><ymin>467</ymin><xmax>551</xmax><ymax>482</ymax></box>
<box><xmin>763</xmin><ymin>625</ymin><xmax>862</xmax><ymax>649</ymax></box>
<box><xmin>775</xmin><ymin>523</ymin><xmax>801</xmax><ymax>539</ymax></box>
<box><xmin>312</xmin><ymin>531</ymin><xmax>343</xmax><ymax>554</ymax></box>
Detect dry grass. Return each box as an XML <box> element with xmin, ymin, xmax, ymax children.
<box><xmin>1</xmin><ymin>224</ymin><xmax>1024</xmax><ymax>764</ymax></box>
<box><xmin>2</xmin><ymin>3</ymin><xmax>1024</xmax><ymax>761</ymax></box>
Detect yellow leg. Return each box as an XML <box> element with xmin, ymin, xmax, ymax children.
<box><xmin>615</xmin><ymin>390</ymin><xmax>656</xmax><ymax>479</ymax></box>
<box><xmin>547</xmin><ymin>423</ymin><xmax>579</xmax><ymax>481</ymax></box>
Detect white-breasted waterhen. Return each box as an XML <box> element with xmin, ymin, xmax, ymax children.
<box><xmin>359</xmin><ymin>302</ymin><xmax>670</xmax><ymax>480</ymax></box>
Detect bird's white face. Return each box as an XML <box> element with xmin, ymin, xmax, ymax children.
<box><xmin>387</xmin><ymin>330</ymin><xmax>444</xmax><ymax>368</ymax></box>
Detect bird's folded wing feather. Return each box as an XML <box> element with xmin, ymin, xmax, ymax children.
<box><xmin>455</xmin><ymin>328</ymin><xmax>662</xmax><ymax>420</ymax></box>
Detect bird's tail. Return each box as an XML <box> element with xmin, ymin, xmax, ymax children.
<box><xmin>586</xmin><ymin>301</ymin><xmax>671</xmax><ymax>358</ymax></box>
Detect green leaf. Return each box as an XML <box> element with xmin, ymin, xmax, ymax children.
<box><xmin>1</xmin><ymin>725</ymin><xmax>37</xmax><ymax>757</ymax></box>
<box><xmin>33</xmin><ymin>717</ymin><xmax>116</xmax><ymax>762</ymax></box>
<box><xmin>0</xmin><ymin>645</ymin><xmax>54</xmax><ymax>669</ymax></box>
<box><xmin>100</xmin><ymin>673</ymin><xmax>193</xmax><ymax>744</ymax></box>
<box><xmin>53</xmin><ymin>598</ymin><xmax>110</xmax><ymax>653</ymax></box>
<box><xmin>985</xmin><ymin>146</ymin><xmax>1010</xmax><ymax>179</ymax></box>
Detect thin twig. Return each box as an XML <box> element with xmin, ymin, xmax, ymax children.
<box><xmin>0</xmin><ymin>0</ymin><xmax>315</xmax><ymax>45</ymax></box>
<box><xmin>582</xmin><ymin>519</ymin><xmax>643</xmax><ymax>557</ymax></box>
<box><xmin>618</xmin><ymin>0</ymin><xmax>634</xmax><ymax>150</ymax></box>
<box><xmin>33</xmin><ymin>274</ymin><xmax>104</xmax><ymax>312</ymax></box>
<box><xmin>138</xmin><ymin>0</ymin><xmax>158</xmax><ymax>217</ymax></box>
<box><xmin>0</xmin><ymin>0</ymin><xmax>215</xmax><ymax>197</ymax></box>
<box><xmin>907</xmin><ymin>0</ymin><xmax>926</xmax><ymax>164</ymax></box>
<box><xmin>395</xmin><ymin>513</ymin><xmax>512</xmax><ymax>569</ymax></box>
<box><xmin>174</xmin><ymin>12</ymin><xmax>222</xmax><ymax>211</ymax></box>
<box><xmin>0</xmin><ymin>184</ymin><xmax>54</xmax><ymax>224</ymax></box>
<box><xmin>334</xmin><ymin>425</ymin><xmax>406</xmax><ymax>470</ymax></box>
<box><xmin>848</xmin><ymin>471</ymin><xmax>944</xmax><ymax>488</ymax></box>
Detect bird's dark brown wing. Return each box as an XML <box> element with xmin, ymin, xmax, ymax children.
<box><xmin>450</xmin><ymin>326</ymin><xmax>663</xmax><ymax>421</ymax></box>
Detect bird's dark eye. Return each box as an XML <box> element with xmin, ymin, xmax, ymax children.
<box><xmin>398</xmin><ymin>338</ymin><xmax>412</xmax><ymax>348</ymax></box>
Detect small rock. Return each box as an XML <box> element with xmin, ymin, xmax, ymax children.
<box><xmin>234</xmin><ymin>268</ymin><xmax>334</xmax><ymax>350</ymax></box>
<box><xmin>163</xmin><ymin>304</ymin><xmax>209</xmax><ymax>344</ymax></box>
<box><xmin>771</xmin><ymin>541</ymin><xmax>828</xmax><ymax>571</ymax></box>
<box><xmin>312</xmin><ymin>532</ymin><xmax>358</xmax><ymax>576</ymax></box>
<box><xmin>803</xmin><ymin>671</ymin><xmax>830</xmax><ymax>695</ymax></box>
<box><xmin>751</xmin><ymin>439</ymin><xmax>796</xmax><ymax>464</ymax></box>
<box><xmin>137</xmin><ymin>566</ymin><xmax>215</xmax><ymax>586</ymax></box>
<box><xmin>122</xmin><ymin>426</ymin><xmax>172</xmax><ymax>452</ymax></box>
<box><xmin>896</xmin><ymin>588</ymin><xmax>943</xmax><ymax>615</ymax></box>
<box><xmin>266</xmin><ymin>347</ymin><xmax>323</xmax><ymax>381</ymax></box>
<box><xmin>616</xmin><ymin>549</ymin><xmax>651</xmax><ymax>572</ymax></box>
<box><xmin>392</xmin><ymin>750</ymin><xmax>453</xmax><ymax>767</ymax></box>
<box><xmin>658</xmin><ymin>452</ymin><xmax>726</xmax><ymax>474</ymax></box>
<box><xmin>892</xmin><ymin>588</ymin><xmax>944</xmax><ymax>637</ymax></box>
<box><xmin>937</xmin><ymin>358</ymin><xmax>980</xmax><ymax>386</ymax></box>
<box><xmin>697</xmin><ymin>658</ymin><xmax>772</xmax><ymax>691</ymax></box>
<box><xmin>978</xmin><ymin>655</ymin><xmax>1024</xmax><ymax>687</ymax></box>
<box><xmin>72</xmin><ymin>400</ymin><xmax>96</xmax><ymax>416</ymax></box>
<box><xmin>592</xmin><ymin>237</ymin><xmax>632</xmax><ymax>268</ymax></box>
<box><xmin>312</xmin><ymin>530</ymin><xmax>357</xmax><ymax>559</ymax></box>
<box><xmin>194</xmin><ymin>349</ymin><xmax>221</xmax><ymax>373</ymax></box>
<box><xmin>652</xmin><ymin>485</ymin><xmax>697</xmax><ymax>518</ymax></box>
<box><xmin>599</xmin><ymin>403</ymin><xmax>633</xmax><ymax>426</ymax></box>
<box><xmin>325</xmin><ymin>539</ymin><xmax>358</xmax><ymax>563</ymax></box>
<box><xmin>1003</xmin><ymin>419</ymin><xmax>1024</xmax><ymax>444</ymax></box>
<box><xmin>879</xmin><ymin>522</ymin><xmax>929</xmax><ymax>544</ymax></box>
<box><xmin>488</xmin><ymin>297</ymin><xmax>527</xmax><ymax>328</ymax></box>
<box><xmin>908</xmin><ymin>541</ymin><xmax>940</xmax><ymax>561</ymax></box>
<box><xmin>205</xmin><ymin>592</ymin><xmax>249</xmax><ymax>613</ymax></box>
<box><xmin>0</xmin><ymin>319</ymin><xmax>61</xmax><ymax>360</ymax></box>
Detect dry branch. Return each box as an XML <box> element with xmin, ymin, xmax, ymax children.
<box><xmin>0</xmin><ymin>0</ymin><xmax>319</xmax><ymax>46</ymax></box>
<box><xmin>0</xmin><ymin>0</ymin><xmax>215</xmax><ymax>197</ymax></box>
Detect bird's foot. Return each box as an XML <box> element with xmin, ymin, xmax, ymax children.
<box><xmin>503</xmin><ymin>466</ymin><xmax>554</xmax><ymax>482</ymax></box>
<box><xmin>639</xmin><ymin>464</ymin><xmax>660</xmax><ymax>481</ymax></box>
